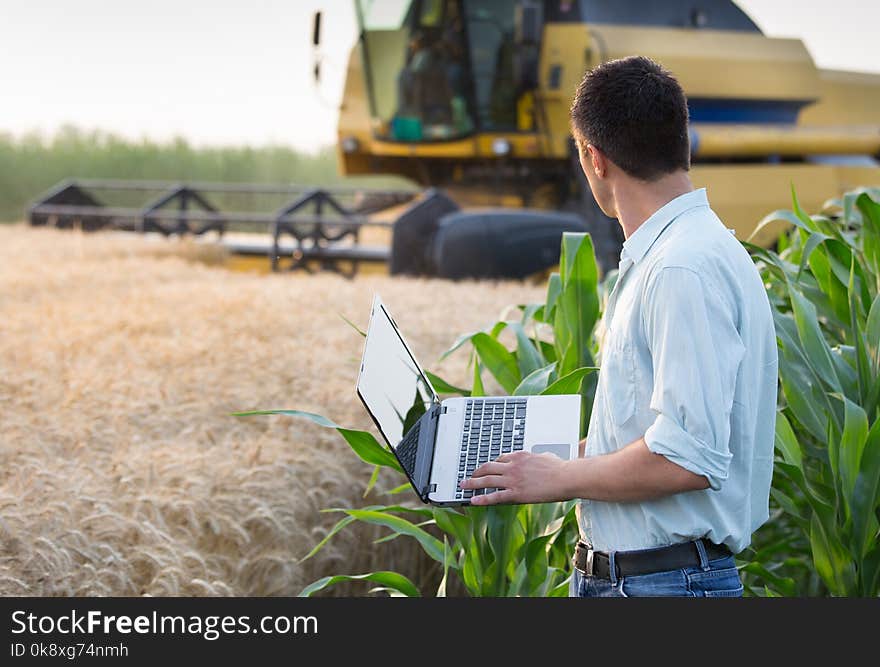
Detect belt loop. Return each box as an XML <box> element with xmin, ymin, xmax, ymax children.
<box><xmin>608</xmin><ymin>550</ymin><xmax>619</xmax><ymax>586</ymax></box>
<box><xmin>694</xmin><ymin>539</ymin><xmax>710</xmax><ymax>571</ymax></box>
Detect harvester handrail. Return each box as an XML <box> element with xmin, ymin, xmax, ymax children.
<box><xmin>28</xmin><ymin>203</ymin><xmax>395</xmax><ymax>227</ymax></box>
<box><xmin>62</xmin><ymin>178</ymin><xmax>417</xmax><ymax>197</ymax></box>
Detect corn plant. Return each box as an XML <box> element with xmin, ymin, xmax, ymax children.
<box><xmin>744</xmin><ymin>187</ymin><xmax>880</xmax><ymax>596</ymax></box>
<box><xmin>237</xmin><ymin>233</ymin><xmax>602</xmax><ymax>596</ymax></box>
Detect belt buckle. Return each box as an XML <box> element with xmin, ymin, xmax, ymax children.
<box><xmin>574</xmin><ymin>543</ymin><xmax>595</xmax><ymax>576</ymax></box>
<box><xmin>585</xmin><ymin>548</ymin><xmax>594</xmax><ymax>576</ymax></box>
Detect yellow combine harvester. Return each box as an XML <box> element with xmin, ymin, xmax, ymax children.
<box><xmin>31</xmin><ymin>1</ymin><xmax>880</xmax><ymax>278</ymax></box>
<box><xmin>330</xmin><ymin>0</ymin><xmax>880</xmax><ymax>273</ymax></box>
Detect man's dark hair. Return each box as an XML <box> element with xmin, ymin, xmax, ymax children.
<box><xmin>570</xmin><ymin>56</ymin><xmax>690</xmax><ymax>181</ymax></box>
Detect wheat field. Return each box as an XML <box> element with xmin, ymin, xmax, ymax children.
<box><xmin>0</xmin><ymin>224</ymin><xmax>545</xmax><ymax>596</ymax></box>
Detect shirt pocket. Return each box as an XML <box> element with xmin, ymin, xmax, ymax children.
<box><xmin>600</xmin><ymin>333</ymin><xmax>636</xmax><ymax>428</ymax></box>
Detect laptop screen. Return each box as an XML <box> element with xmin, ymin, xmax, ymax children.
<box><xmin>356</xmin><ymin>297</ymin><xmax>437</xmax><ymax>450</ymax></box>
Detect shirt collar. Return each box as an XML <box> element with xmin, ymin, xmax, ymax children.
<box><xmin>620</xmin><ymin>188</ymin><xmax>708</xmax><ymax>265</ymax></box>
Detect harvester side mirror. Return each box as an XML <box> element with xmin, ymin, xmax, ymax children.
<box><xmin>312</xmin><ymin>11</ymin><xmax>322</xmax><ymax>47</ymax></box>
<box><xmin>513</xmin><ymin>2</ymin><xmax>542</xmax><ymax>92</ymax></box>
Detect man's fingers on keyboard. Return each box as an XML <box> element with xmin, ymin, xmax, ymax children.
<box><xmin>460</xmin><ymin>474</ymin><xmax>504</xmax><ymax>490</ymax></box>
<box><xmin>470</xmin><ymin>488</ymin><xmax>514</xmax><ymax>506</ymax></box>
<box><xmin>470</xmin><ymin>461</ymin><xmax>506</xmax><ymax>477</ymax></box>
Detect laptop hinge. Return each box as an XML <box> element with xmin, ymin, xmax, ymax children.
<box><xmin>415</xmin><ymin>404</ymin><xmax>443</xmax><ymax>503</ymax></box>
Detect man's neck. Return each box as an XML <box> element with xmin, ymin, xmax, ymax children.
<box><xmin>612</xmin><ymin>171</ymin><xmax>694</xmax><ymax>240</ymax></box>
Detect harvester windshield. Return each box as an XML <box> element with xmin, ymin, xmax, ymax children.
<box><xmin>355</xmin><ymin>0</ymin><xmax>518</xmax><ymax>142</ymax></box>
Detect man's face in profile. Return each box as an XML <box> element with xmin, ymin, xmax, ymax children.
<box><xmin>575</xmin><ymin>135</ymin><xmax>615</xmax><ymax>219</ymax></box>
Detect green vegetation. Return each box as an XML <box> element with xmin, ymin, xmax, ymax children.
<box><xmin>741</xmin><ymin>187</ymin><xmax>880</xmax><ymax>596</ymax></box>
<box><xmin>0</xmin><ymin>126</ymin><xmax>406</xmax><ymax>222</ymax></box>
<box><xmin>240</xmin><ymin>187</ymin><xmax>880</xmax><ymax>597</ymax></box>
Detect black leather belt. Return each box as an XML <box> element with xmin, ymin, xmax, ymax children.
<box><xmin>573</xmin><ymin>539</ymin><xmax>731</xmax><ymax>580</ymax></box>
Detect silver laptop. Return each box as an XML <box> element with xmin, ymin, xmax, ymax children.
<box><xmin>356</xmin><ymin>294</ymin><xmax>581</xmax><ymax>506</ymax></box>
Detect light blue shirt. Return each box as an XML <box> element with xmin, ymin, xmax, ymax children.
<box><xmin>577</xmin><ymin>188</ymin><xmax>778</xmax><ymax>554</ymax></box>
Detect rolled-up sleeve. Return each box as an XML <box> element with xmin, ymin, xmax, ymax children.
<box><xmin>642</xmin><ymin>266</ymin><xmax>744</xmax><ymax>490</ymax></box>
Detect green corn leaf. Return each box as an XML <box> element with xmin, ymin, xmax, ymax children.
<box><xmin>513</xmin><ymin>362</ymin><xmax>557</xmax><ymax>396</ymax></box>
<box><xmin>748</xmin><ymin>208</ymin><xmax>813</xmax><ymax>243</ymax></box>
<box><xmin>861</xmin><ymin>547</ymin><xmax>880</xmax><ymax>597</ymax></box>
<box><xmin>856</xmin><ymin>193</ymin><xmax>880</xmax><ymax>283</ymax></box>
<box><xmin>777</xmin><ymin>227</ymin><xmax>791</xmax><ymax>253</ymax></box>
<box><xmin>538</xmin><ymin>340</ymin><xmax>557</xmax><ymax>363</ymax></box>
<box><xmin>471</xmin><ymin>357</ymin><xmax>485</xmax><ymax>397</ymax></box>
<box><xmin>541</xmin><ymin>366</ymin><xmax>598</xmax><ymax>395</ymax></box>
<box><xmin>432</xmin><ymin>507</ymin><xmax>473</xmax><ymax>548</ymax></box>
<box><xmin>299</xmin><ymin>515</ymin><xmax>358</xmax><ymax>563</ymax></box>
<box><xmin>837</xmin><ymin>396</ymin><xmax>869</xmax><ymax>508</ymax></box>
<box><xmin>797</xmin><ymin>232</ymin><xmax>832</xmax><ymax>280</ymax></box>
<box><xmin>822</xmin><ymin>196</ymin><xmax>844</xmax><ymax>216</ymax></box>
<box><xmin>775</xmin><ymin>309</ymin><xmax>838</xmax><ymax>437</ymax></box>
<box><xmin>740</xmin><ymin>562</ymin><xmax>797</xmax><ymax>597</ymax></box>
<box><xmin>847</xmin><ymin>260</ymin><xmax>872</xmax><ymax>406</ymax></box>
<box><xmin>548</xmin><ymin>575</ymin><xmax>572</xmax><ymax>597</ymax></box>
<box><xmin>744</xmin><ymin>241</ymin><xmax>797</xmax><ymax>283</ymax></box>
<box><xmin>338</xmin><ymin>312</ymin><xmax>366</xmax><ymax>337</ymax></box>
<box><xmin>779</xmin><ymin>370</ymin><xmax>828</xmax><ymax>444</ymax></box>
<box><xmin>825</xmin><ymin>239</ymin><xmax>860</xmax><ymax>293</ymax></box>
<box><xmin>545</xmin><ymin>272</ymin><xmax>562</xmax><ymax>319</ymax></box>
<box><xmin>520</xmin><ymin>302</ymin><xmax>544</xmax><ymax>324</ymax></box>
<box><xmin>437</xmin><ymin>537</ymin><xmax>451</xmax><ymax>597</ymax></box>
<box><xmin>851</xmin><ymin>419</ymin><xmax>880</xmax><ymax>559</ymax></box>
<box><xmin>439</xmin><ymin>329</ymin><xmax>481</xmax><ymax>361</ymax></box>
<box><xmin>508</xmin><ymin>321</ymin><xmax>546</xmax><ymax>377</ymax></box>
<box><xmin>775</xmin><ymin>461</ymin><xmax>833</xmax><ymax>517</ymax></box>
<box><xmin>231</xmin><ymin>409</ymin><xmax>402</xmax><ymax>472</ymax></box>
<box><xmin>769</xmin><ymin>487</ymin><xmax>808</xmax><ymax>527</ymax></box>
<box><xmin>471</xmin><ymin>332</ymin><xmax>521</xmax><ymax>394</ymax></box>
<box><xmin>509</xmin><ymin>560</ymin><xmax>529</xmax><ymax>597</ymax></box>
<box><xmin>827</xmin><ymin>417</ymin><xmax>842</xmax><ymax>504</ymax></box>
<box><xmin>486</xmin><ymin>505</ymin><xmax>526</xmax><ymax>593</ymax></box>
<box><xmin>555</xmin><ymin>233</ymin><xmax>600</xmax><ymax>376</ymax></box>
<box><xmin>364</xmin><ymin>464</ymin><xmax>381</xmax><ymax>498</ymax></box>
<box><xmin>425</xmin><ymin>370</ymin><xmax>471</xmax><ymax>396</ymax></box>
<box><xmin>489</xmin><ymin>320</ymin><xmax>508</xmax><ymax>339</ymax></box>
<box><xmin>300</xmin><ymin>571</ymin><xmax>421</xmax><ymax>598</ymax></box>
<box><xmin>774</xmin><ymin>411</ymin><xmax>802</xmax><ymax>467</ymax></box>
<box><xmin>867</xmin><ymin>294</ymin><xmax>880</xmax><ymax>372</ymax></box>
<box><xmin>524</xmin><ymin>533</ymin><xmax>555</xmax><ymax>596</ymax></box>
<box><xmin>809</xmin><ymin>511</ymin><xmax>855</xmax><ymax>596</ymax></box>
<box><xmin>792</xmin><ymin>185</ymin><xmax>820</xmax><ymax>233</ymax></box>
<box><xmin>461</xmin><ymin>534</ymin><xmax>484</xmax><ymax>595</ymax></box>
<box><xmin>321</xmin><ymin>504</ymin><xmax>435</xmax><ymax>518</ymax></box>
<box><xmin>787</xmin><ymin>280</ymin><xmax>842</xmax><ymax>393</ymax></box>
<box><xmin>830</xmin><ymin>346</ymin><xmax>859</xmax><ymax>398</ymax></box>
<box><xmin>342</xmin><ymin>509</ymin><xmax>446</xmax><ymax>563</ymax></box>
<box><xmin>304</xmin><ymin>503</ymin><xmax>432</xmax><ymax>562</ymax></box>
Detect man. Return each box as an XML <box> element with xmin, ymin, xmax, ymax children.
<box><xmin>460</xmin><ymin>56</ymin><xmax>778</xmax><ymax>597</ymax></box>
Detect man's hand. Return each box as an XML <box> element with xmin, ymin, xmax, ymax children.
<box><xmin>459</xmin><ymin>451</ymin><xmax>571</xmax><ymax>506</ymax></box>
<box><xmin>460</xmin><ymin>437</ymin><xmax>710</xmax><ymax>507</ymax></box>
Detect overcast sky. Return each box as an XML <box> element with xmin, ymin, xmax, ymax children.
<box><xmin>1</xmin><ymin>0</ymin><xmax>878</xmax><ymax>150</ymax></box>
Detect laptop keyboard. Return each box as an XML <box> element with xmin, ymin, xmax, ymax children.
<box><xmin>396</xmin><ymin>420</ymin><xmax>420</xmax><ymax>476</ymax></box>
<box><xmin>456</xmin><ymin>398</ymin><xmax>527</xmax><ymax>501</ymax></box>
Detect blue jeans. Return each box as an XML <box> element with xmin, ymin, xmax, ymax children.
<box><xmin>569</xmin><ymin>541</ymin><xmax>744</xmax><ymax>598</ymax></box>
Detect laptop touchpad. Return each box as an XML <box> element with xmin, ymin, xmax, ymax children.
<box><xmin>532</xmin><ymin>443</ymin><xmax>571</xmax><ymax>460</ymax></box>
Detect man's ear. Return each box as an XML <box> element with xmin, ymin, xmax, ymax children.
<box><xmin>586</xmin><ymin>144</ymin><xmax>608</xmax><ymax>179</ymax></box>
